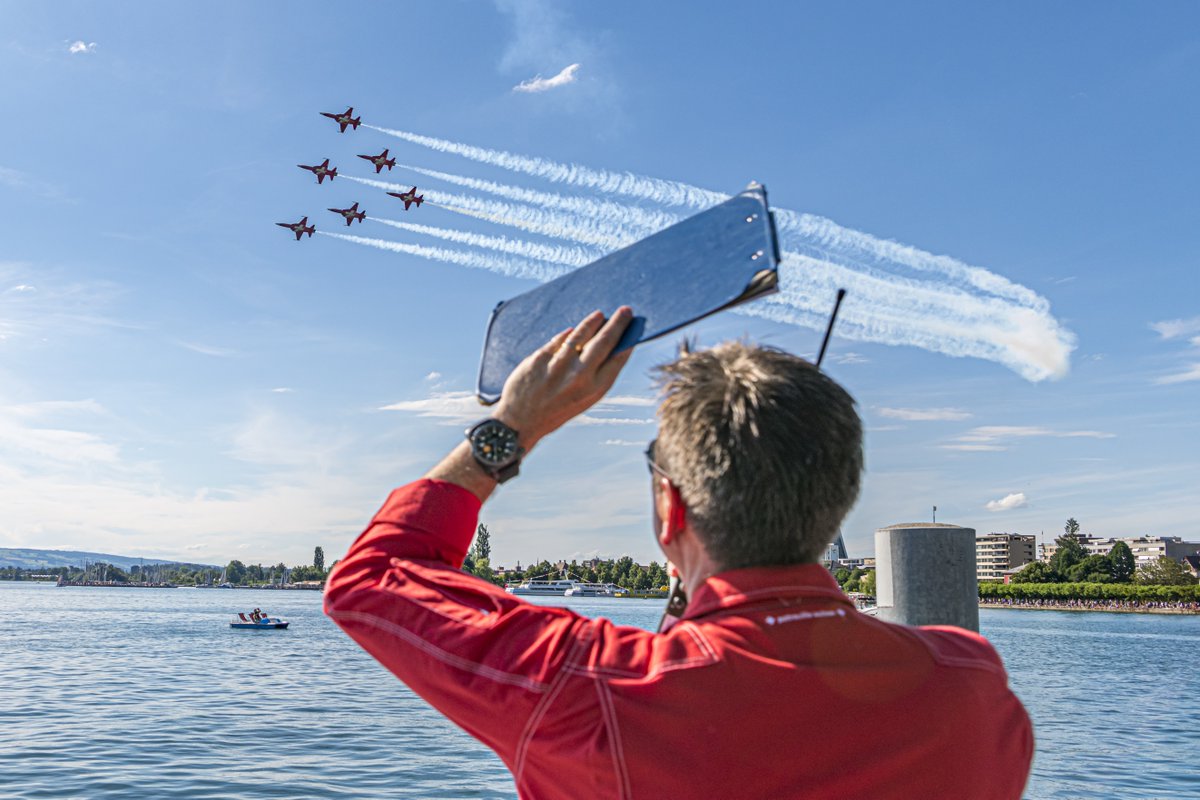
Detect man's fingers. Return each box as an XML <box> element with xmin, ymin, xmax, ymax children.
<box><xmin>580</xmin><ymin>306</ymin><xmax>634</xmax><ymax>368</ymax></box>
<box><xmin>550</xmin><ymin>310</ymin><xmax>605</xmax><ymax>369</ymax></box>
<box><xmin>594</xmin><ymin>344</ymin><xmax>634</xmax><ymax>389</ymax></box>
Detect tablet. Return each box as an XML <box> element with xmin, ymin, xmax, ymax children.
<box><xmin>476</xmin><ymin>183</ymin><xmax>781</xmax><ymax>404</ymax></box>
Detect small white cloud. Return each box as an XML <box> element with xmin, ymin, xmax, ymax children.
<box><xmin>1191</xmin><ymin>336</ymin><xmax>1200</xmax><ymax>348</ymax></box>
<box><xmin>602</xmin><ymin>439</ymin><xmax>643</xmax><ymax>447</ymax></box>
<box><xmin>424</xmin><ymin>371</ymin><xmax>443</xmax><ymax>382</ymax></box>
<box><xmin>270</xmin><ymin>387</ymin><xmax>293</xmax><ymax>394</ymax></box>
<box><xmin>6</xmin><ymin>284</ymin><xmax>36</xmax><ymax>293</ymax></box>
<box><xmin>514</xmin><ymin>63</ymin><xmax>580</xmax><ymax>93</ymax></box>
<box><xmin>1151</xmin><ymin>316</ymin><xmax>1200</xmax><ymax>340</ymax></box>
<box><xmin>878</xmin><ymin>407</ymin><xmax>971</xmax><ymax>422</ymax></box>
<box><xmin>596</xmin><ymin>395</ymin><xmax>656</xmax><ymax>408</ymax></box>
<box><xmin>834</xmin><ymin>352</ymin><xmax>869</xmax><ymax>365</ymax></box>
<box><xmin>68</xmin><ymin>41</ymin><xmax>97</xmax><ymax>55</ymax></box>
<box><xmin>986</xmin><ymin>492</ymin><xmax>1028</xmax><ymax>512</ymax></box>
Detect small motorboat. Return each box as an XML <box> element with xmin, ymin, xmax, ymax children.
<box><xmin>230</xmin><ymin>612</ymin><xmax>289</xmax><ymax>629</ymax></box>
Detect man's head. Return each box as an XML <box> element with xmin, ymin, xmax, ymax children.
<box><xmin>651</xmin><ymin>341</ymin><xmax>863</xmax><ymax>571</ymax></box>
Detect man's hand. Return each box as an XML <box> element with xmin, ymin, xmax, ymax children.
<box><xmin>424</xmin><ymin>307</ymin><xmax>635</xmax><ymax>502</ymax></box>
<box><xmin>492</xmin><ymin>306</ymin><xmax>635</xmax><ymax>451</ymax></box>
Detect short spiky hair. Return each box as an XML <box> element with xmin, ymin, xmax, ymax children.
<box><xmin>653</xmin><ymin>341</ymin><xmax>863</xmax><ymax>569</ymax></box>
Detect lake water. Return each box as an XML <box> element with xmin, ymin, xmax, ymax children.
<box><xmin>1</xmin><ymin>582</ymin><xmax>1196</xmax><ymax>799</ymax></box>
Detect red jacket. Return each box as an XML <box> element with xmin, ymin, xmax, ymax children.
<box><xmin>325</xmin><ymin>480</ymin><xmax>1033</xmax><ymax>799</ymax></box>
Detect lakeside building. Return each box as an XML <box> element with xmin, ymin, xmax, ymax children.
<box><xmin>976</xmin><ymin>533</ymin><xmax>1036</xmax><ymax>581</ymax></box>
<box><xmin>1041</xmin><ymin>535</ymin><xmax>1200</xmax><ymax>567</ymax></box>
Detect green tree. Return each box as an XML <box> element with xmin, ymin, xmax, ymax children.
<box><xmin>225</xmin><ymin>560</ymin><xmax>246</xmax><ymax>584</ymax></box>
<box><xmin>471</xmin><ymin>524</ymin><xmax>492</xmax><ymax>562</ymax></box>
<box><xmin>313</xmin><ymin>546</ymin><xmax>325</xmax><ymax>573</ymax></box>
<box><xmin>1108</xmin><ymin>541</ymin><xmax>1135</xmax><ymax>583</ymax></box>
<box><xmin>1066</xmin><ymin>554</ymin><xmax>1112</xmax><ymax>583</ymax></box>
<box><xmin>1011</xmin><ymin>561</ymin><xmax>1056</xmax><ymax>583</ymax></box>
<box><xmin>859</xmin><ymin>570</ymin><xmax>876</xmax><ymax>596</ymax></box>
<box><xmin>1049</xmin><ymin>524</ymin><xmax>1087</xmax><ymax>577</ymax></box>
<box><xmin>1136</xmin><ymin>556</ymin><xmax>1198</xmax><ymax>586</ymax></box>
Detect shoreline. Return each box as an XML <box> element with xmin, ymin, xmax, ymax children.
<box><xmin>979</xmin><ymin>602</ymin><xmax>1199</xmax><ymax>615</ymax></box>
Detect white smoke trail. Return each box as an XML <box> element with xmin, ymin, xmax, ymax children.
<box><xmin>368</xmin><ymin>217</ymin><xmax>597</xmax><ymax>269</ymax></box>
<box><xmin>346</xmin><ymin>129</ymin><xmax>1076</xmax><ymax>379</ymax></box>
<box><xmin>365</xmin><ymin>124</ymin><xmax>725</xmax><ymax>209</ymax></box>
<box><xmin>388</xmin><ymin>161</ymin><xmax>679</xmax><ymax>238</ymax></box>
<box><xmin>369</xmin><ymin>126</ymin><xmax>1052</xmax><ymax>306</ymax></box>
<box><xmin>317</xmin><ymin>231</ymin><xmax>559</xmax><ymax>282</ymax></box>
<box><xmin>342</xmin><ymin>173</ymin><xmax>633</xmax><ymax>249</ymax></box>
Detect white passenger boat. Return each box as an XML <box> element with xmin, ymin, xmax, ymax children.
<box><xmin>505</xmin><ymin>579</ymin><xmax>582</xmax><ymax>596</ymax></box>
<box><xmin>564</xmin><ymin>582</ymin><xmax>624</xmax><ymax>597</ymax></box>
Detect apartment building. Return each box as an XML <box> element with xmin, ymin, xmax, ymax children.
<box><xmin>1040</xmin><ymin>535</ymin><xmax>1200</xmax><ymax>566</ymax></box>
<box><xmin>977</xmin><ymin>532</ymin><xmax>1036</xmax><ymax>581</ymax></box>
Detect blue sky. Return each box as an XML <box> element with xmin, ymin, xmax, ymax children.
<box><xmin>1</xmin><ymin>1</ymin><xmax>1197</xmax><ymax>568</ymax></box>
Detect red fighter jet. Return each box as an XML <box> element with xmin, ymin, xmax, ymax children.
<box><xmin>357</xmin><ymin>148</ymin><xmax>396</xmax><ymax>174</ymax></box>
<box><xmin>297</xmin><ymin>158</ymin><xmax>338</xmax><ymax>184</ymax></box>
<box><xmin>276</xmin><ymin>216</ymin><xmax>315</xmax><ymax>240</ymax></box>
<box><xmin>328</xmin><ymin>202</ymin><xmax>366</xmax><ymax>226</ymax></box>
<box><xmin>320</xmin><ymin>106</ymin><xmax>361</xmax><ymax>132</ymax></box>
<box><xmin>387</xmin><ymin>186</ymin><xmax>424</xmax><ymax>210</ymax></box>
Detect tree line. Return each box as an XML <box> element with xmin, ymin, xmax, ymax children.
<box><xmin>1009</xmin><ymin>518</ymin><xmax>1197</xmax><ymax>586</ymax></box>
<box><xmin>462</xmin><ymin>525</ymin><xmax>671</xmax><ymax>591</ymax></box>
<box><xmin>1</xmin><ymin>546</ymin><xmax>334</xmax><ymax>586</ymax></box>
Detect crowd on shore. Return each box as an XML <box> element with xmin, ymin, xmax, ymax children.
<box><xmin>980</xmin><ymin>597</ymin><xmax>1200</xmax><ymax>614</ymax></box>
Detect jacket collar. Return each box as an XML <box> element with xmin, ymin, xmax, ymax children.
<box><xmin>682</xmin><ymin>563</ymin><xmax>853</xmax><ymax>621</ymax></box>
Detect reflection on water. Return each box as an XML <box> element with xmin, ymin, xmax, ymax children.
<box><xmin>0</xmin><ymin>584</ymin><xmax>1195</xmax><ymax>799</ymax></box>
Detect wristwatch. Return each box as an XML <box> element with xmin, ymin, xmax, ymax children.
<box><xmin>466</xmin><ymin>418</ymin><xmax>525</xmax><ymax>483</ymax></box>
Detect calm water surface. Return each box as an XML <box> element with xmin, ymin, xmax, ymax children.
<box><xmin>1</xmin><ymin>583</ymin><xmax>1196</xmax><ymax>799</ymax></box>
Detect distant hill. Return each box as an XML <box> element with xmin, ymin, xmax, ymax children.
<box><xmin>0</xmin><ymin>548</ymin><xmax>218</xmax><ymax>571</ymax></box>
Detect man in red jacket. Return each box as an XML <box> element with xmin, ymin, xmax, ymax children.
<box><xmin>325</xmin><ymin>307</ymin><xmax>1033</xmax><ymax>799</ymax></box>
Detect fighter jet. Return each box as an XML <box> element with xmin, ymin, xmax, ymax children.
<box><xmin>387</xmin><ymin>186</ymin><xmax>424</xmax><ymax>210</ymax></box>
<box><xmin>297</xmin><ymin>158</ymin><xmax>338</xmax><ymax>184</ymax></box>
<box><xmin>328</xmin><ymin>202</ymin><xmax>366</xmax><ymax>226</ymax></box>
<box><xmin>320</xmin><ymin>106</ymin><xmax>361</xmax><ymax>133</ymax></box>
<box><xmin>357</xmin><ymin>148</ymin><xmax>396</xmax><ymax>174</ymax></box>
<box><xmin>276</xmin><ymin>216</ymin><xmax>315</xmax><ymax>240</ymax></box>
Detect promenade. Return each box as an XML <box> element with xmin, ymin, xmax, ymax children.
<box><xmin>980</xmin><ymin>598</ymin><xmax>1199</xmax><ymax>614</ymax></box>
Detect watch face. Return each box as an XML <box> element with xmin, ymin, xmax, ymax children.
<box><xmin>470</xmin><ymin>420</ymin><xmax>520</xmax><ymax>467</ymax></box>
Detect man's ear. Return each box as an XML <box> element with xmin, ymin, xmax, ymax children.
<box><xmin>656</xmin><ymin>479</ymin><xmax>687</xmax><ymax>546</ymax></box>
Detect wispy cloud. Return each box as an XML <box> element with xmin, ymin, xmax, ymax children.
<box><xmin>1156</xmin><ymin>363</ymin><xmax>1200</xmax><ymax>385</ymax></box>
<box><xmin>0</xmin><ymin>167</ymin><xmax>70</xmax><ymax>202</ymax></box>
<box><xmin>425</xmin><ymin>371</ymin><xmax>443</xmax><ymax>382</ymax></box>
<box><xmin>175</xmin><ymin>340</ymin><xmax>238</xmax><ymax>358</ymax></box>
<box><xmin>380</xmin><ymin>390</ymin><xmax>653</xmax><ymax>427</ymax></box>
<box><xmin>380</xmin><ymin>391</ymin><xmax>482</xmax><ymax>425</ymax></box>
<box><xmin>1150</xmin><ymin>316</ymin><xmax>1200</xmax><ymax>384</ymax></box>
<box><xmin>944</xmin><ymin>425</ymin><xmax>1115</xmax><ymax>451</ymax></box>
<box><xmin>6</xmin><ymin>284</ymin><xmax>35</xmax><ymax>293</ymax></box>
<box><xmin>834</xmin><ymin>352</ymin><xmax>869</xmax><ymax>365</ymax></box>
<box><xmin>514</xmin><ymin>63</ymin><xmax>580</xmax><ymax>93</ymax></box>
<box><xmin>878</xmin><ymin>407</ymin><xmax>971</xmax><ymax>422</ymax></box>
<box><xmin>602</xmin><ymin>439</ymin><xmax>644</xmax><ymax>447</ymax></box>
<box><xmin>1150</xmin><ymin>316</ymin><xmax>1200</xmax><ymax>340</ymax></box>
<box><xmin>270</xmin><ymin>387</ymin><xmax>293</xmax><ymax>394</ymax></box>
<box><xmin>67</xmin><ymin>41</ymin><xmax>97</xmax><ymax>55</ymax></box>
<box><xmin>986</xmin><ymin>492</ymin><xmax>1028</xmax><ymax>512</ymax></box>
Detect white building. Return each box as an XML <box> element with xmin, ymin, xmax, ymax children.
<box><xmin>1041</xmin><ymin>535</ymin><xmax>1200</xmax><ymax>567</ymax></box>
<box><xmin>976</xmin><ymin>533</ymin><xmax>1036</xmax><ymax>581</ymax></box>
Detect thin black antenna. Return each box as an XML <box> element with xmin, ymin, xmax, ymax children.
<box><xmin>815</xmin><ymin>288</ymin><xmax>847</xmax><ymax>369</ymax></box>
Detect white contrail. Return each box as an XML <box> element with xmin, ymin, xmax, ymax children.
<box><xmin>368</xmin><ymin>217</ymin><xmax>597</xmax><ymax>269</ymax></box>
<box><xmin>367</xmin><ymin>126</ymin><xmax>1052</xmax><ymax>306</ymax></box>
<box><xmin>317</xmin><ymin>231</ymin><xmax>559</xmax><ymax>282</ymax></box>
<box><xmin>388</xmin><ymin>161</ymin><xmax>679</xmax><ymax>238</ymax></box>
<box><xmin>365</xmin><ymin>124</ymin><xmax>726</xmax><ymax>209</ymax></box>
<box><xmin>342</xmin><ymin>173</ymin><xmax>633</xmax><ymax>249</ymax></box>
<box><xmin>349</xmin><ymin>129</ymin><xmax>1075</xmax><ymax>379</ymax></box>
